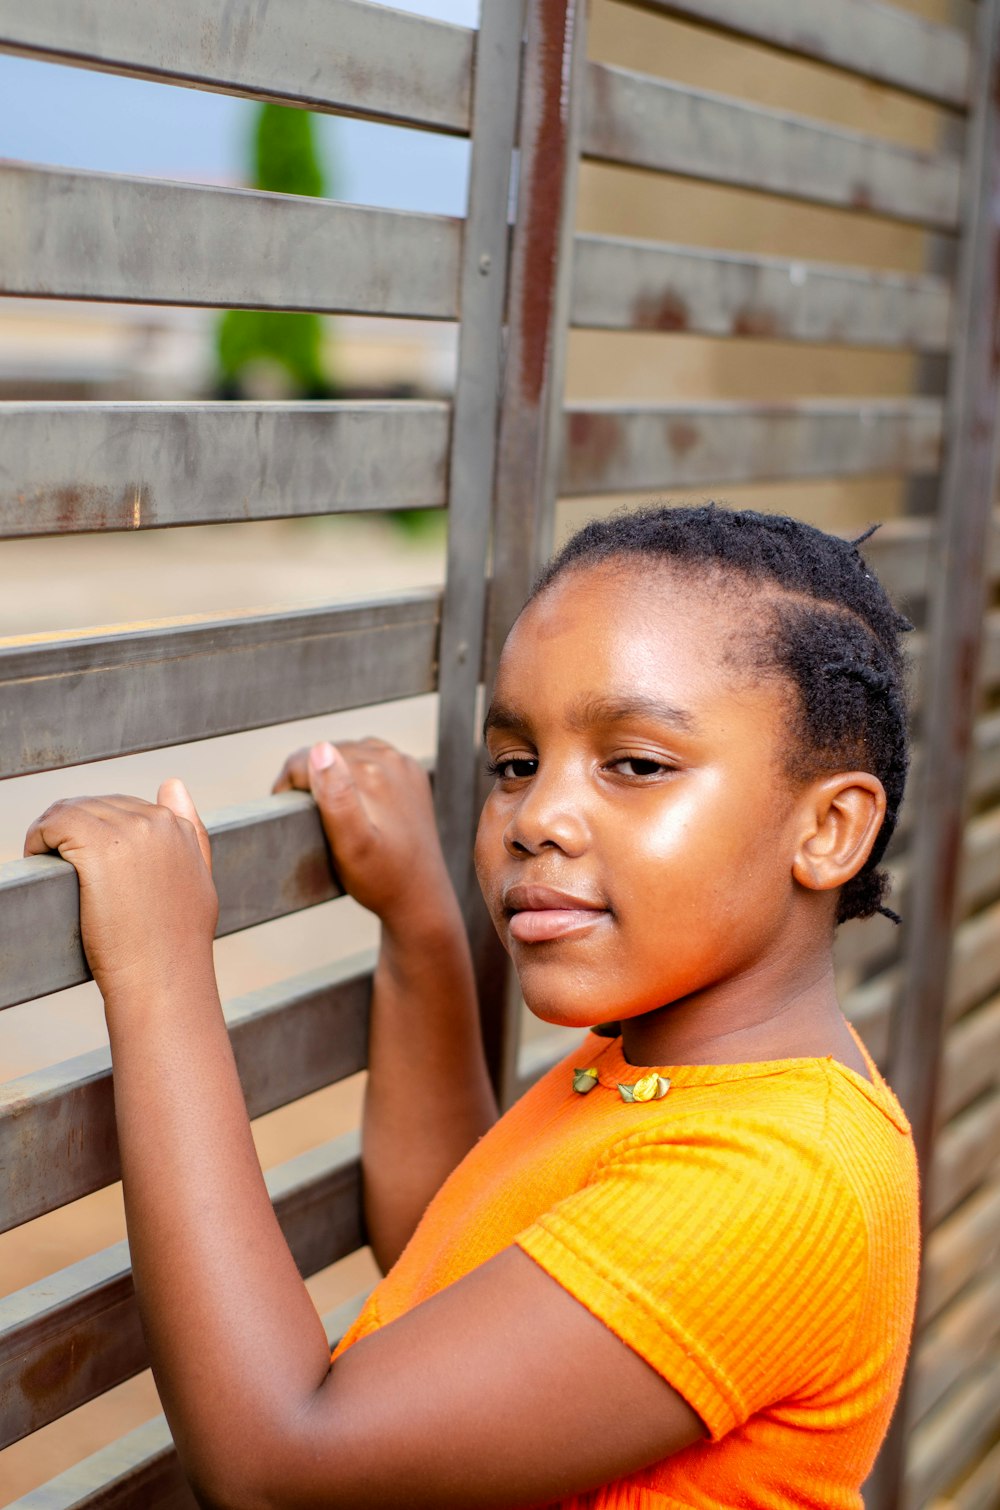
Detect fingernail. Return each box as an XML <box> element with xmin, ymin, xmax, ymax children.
<box><xmin>310</xmin><ymin>741</ymin><xmax>336</xmax><ymax>772</ymax></box>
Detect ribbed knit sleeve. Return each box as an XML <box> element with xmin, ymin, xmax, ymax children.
<box><xmin>516</xmin><ymin>1089</ymin><xmax>869</xmax><ymax>1440</ymax></box>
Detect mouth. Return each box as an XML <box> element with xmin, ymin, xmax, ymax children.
<box><xmin>503</xmin><ymin>883</ymin><xmax>609</xmax><ymax>943</ymax></box>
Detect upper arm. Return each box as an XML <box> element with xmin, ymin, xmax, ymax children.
<box><xmin>273</xmin><ymin>1246</ymin><xmax>705</xmax><ymax>1510</ymax></box>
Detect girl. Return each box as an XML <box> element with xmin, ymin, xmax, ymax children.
<box><xmin>26</xmin><ymin>505</ymin><xmax>920</xmax><ymax>1509</ymax></box>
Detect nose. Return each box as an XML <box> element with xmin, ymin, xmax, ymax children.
<box><xmin>502</xmin><ymin>768</ymin><xmax>588</xmax><ymax>858</ymax></box>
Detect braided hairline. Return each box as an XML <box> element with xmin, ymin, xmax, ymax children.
<box><xmin>532</xmin><ymin>505</ymin><xmax>910</xmax><ymax>926</ymax></box>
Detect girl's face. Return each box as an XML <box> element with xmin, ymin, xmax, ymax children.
<box><xmin>474</xmin><ymin>561</ymin><xmax>812</xmax><ymax>1029</ymax></box>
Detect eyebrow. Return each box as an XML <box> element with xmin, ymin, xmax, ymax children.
<box><xmin>483</xmin><ymin>693</ymin><xmax>697</xmax><ymax>738</ymax></box>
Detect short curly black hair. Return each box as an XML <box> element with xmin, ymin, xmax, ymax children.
<box><xmin>532</xmin><ymin>504</ymin><xmax>911</xmax><ymax>925</ymax></box>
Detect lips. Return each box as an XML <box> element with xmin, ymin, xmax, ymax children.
<box><xmin>503</xmin><ymin>883</ymin><xmax>609</xmax><ymax>943</ymax></box>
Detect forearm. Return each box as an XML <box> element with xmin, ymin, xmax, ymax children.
<box><xmin>106</xmin><ymin>959</ymin><xmax>330</xmax><ymax>1505</ymax></box>
<box><xmin>363</xmin><ymin>895</ymin><xmax>497</xmax><ymax>1271</ymax></box>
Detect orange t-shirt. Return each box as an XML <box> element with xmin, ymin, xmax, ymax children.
<box><xmin>334</xmin><ymin>1029</ymin><xmax>920</xmax><ymax>1508</ymax></box>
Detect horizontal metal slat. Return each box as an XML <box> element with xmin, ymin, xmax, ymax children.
<box><xmin>559</xmin><ymin>400</ymin><xmax>943</xmax><ymax>494</ymax></box>
<box><xmin>0</xmin><ymin>400</ymin><xmax>451</xmax><ymax>537</ymax></box>
<box><xmin>911</xmin><ymin>1269</ymin><xmax>1000</xmax><ymax>1427</ymax></box>
<box><xmin>959</xmin><ymin>808</ymin><xmax>1000</xmax><ymax>916</ymax></box>
<box><xmin>940</xmin><ymin>995</ymin><xmax>1000</xmax><ymax>1124</ymax></box>
<box><xmin>0</xmin><ymin>164</ymin><xmax>461</xmax><ymax>317</ymax></box>
<box><xmin>0</xmin><ymin>1133</ymin><xmax>363</xmax><ymax>1449</ymax></box>
<box><xmin>905</xmin><ymin>1357</ymin><xmax>1000</xmax><ymax>1510</ymax></box>
<box><xmin>921</xmin><ymin>1179</ymin><xmax>1000</xmax><ymax>1327</ymax></box>
<box><xmin>970</xmin><ymin>710</ymin><xmax>1000</xmax><ymax>802</ymax></box>
<box><xmin>0</xmin><ymin>590</ymin><xmax>441</xmax><ymax>779</ymax></box>
<box><xmin>7</xmin><ymin>1293</ymin><xmax>372</xmax><ymax>1510</ymax></box>
<box><xmin>583</xmin><ymin>63</ymin><xmax>962</xmax><ymax>229</ymax></box>
<box><xmin>0</xmin><ymin>0</ymin><xmax>473</xmax><ymax>134</ymax></box>
<box><xmin>571</xmin><ymin>235</ymin><xmax>952</xmax><ymax>350</ymax></box>
<box><xmin>620</xmin><ymin>0</ymin><xmax>971</xmax><ymax>108</ymax></box>
<box><xmin>1</xmin><ymin>954</ymin><xmax>372</xmax><ymax>1231</ymax></box>
<box><xmin>947</xmin><ymin>897</ymin><xmax>1000</xmax><ymax>1023</ymax></box>
<box><xmin>927</xmin><ymin>1089</ymin><xmax>1000</xmax><ymax>1226</ymax></box>
<box><xmin>0</xmin><ymin>792</ymin><xmax>349</xmax><ymax>1011</ymax></box>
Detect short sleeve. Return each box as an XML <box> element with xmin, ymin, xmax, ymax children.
<box><xmin>515</xmin><ymin>1107</ymin><xmax>868</xmax><ymax>1439</ymax></box>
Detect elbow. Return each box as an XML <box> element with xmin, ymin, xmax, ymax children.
<box><xmin>178</xmin><ymin>1407</ymin><xmax>340</xmax><ymax>1510</ymax></box>
<box><xmin>180</xmin><ymin>1437</ymin><xmax>298</xmax><ymax>1510</ymax></box>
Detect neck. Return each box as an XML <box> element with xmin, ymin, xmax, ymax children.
<box><xmin>619</xmin><ymin>936</ymin><xmax>852</xmax><ymax>1070</ymax></box>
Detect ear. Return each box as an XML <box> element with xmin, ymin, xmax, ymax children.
<box><xmin>791</xmin><ymin>772</ymin><xmax>887</xmax><ymax>895</ymax></box>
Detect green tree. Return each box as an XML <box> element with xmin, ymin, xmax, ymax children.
<box><xmin>217</xmin><ymin>104</ymin><xmax>332</xmax><ymax>397</ymax></box>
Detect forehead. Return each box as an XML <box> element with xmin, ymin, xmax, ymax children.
<box><xmin>491</xmin><ymin>561</ymin><xmax>779</xmax><ymax>728</ymax></box>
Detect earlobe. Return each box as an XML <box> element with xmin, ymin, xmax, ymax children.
<box><xmin>792</xmin><ymin>773</ymin><xmax>887</xmax><ymax>894</ymax></box>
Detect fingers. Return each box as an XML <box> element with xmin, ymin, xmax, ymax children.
<box><xmin>306</xmin><ymin>742</ymin><xmax>377</xmax><ymax>866</ymax></box>
<box><xmin>158</xmin><ymin>778</ymin><xmax>213</xmax><ymax>874</ymax></box>
<box><xmin>272</xmin><ymin>747</ymin><xmax>311</xmax><ymax>794</ymax></box>
<box><xmin>23</xmin><ymin>795</ymin><xmax>144</xmax><ymax>859</ymax></box>
<box><xmin>272</xmin><ymin>738</ymin><xmax>393</xmax><ymax>794</ymax></box>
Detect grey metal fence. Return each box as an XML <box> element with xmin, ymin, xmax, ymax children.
<box><xmin>1</xmin><ymin>2</ymin><xmax>999</xmax><ymax>1506</ymax></box>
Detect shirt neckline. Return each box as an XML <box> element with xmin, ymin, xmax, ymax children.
<box><xmin>586</xmin><ymin>1029</ymin><xmax>910</xmax><ymax>1133</ymax></box>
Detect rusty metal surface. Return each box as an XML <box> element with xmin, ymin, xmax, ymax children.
<box><xmin>0</xmin><ymin>164</ymin><xmax>461</xmax><ymax>317</ymax></box>
<box><xmin>0</xmin><ymin>401</ymin><xmax>450</xmax><ymax>536</ymax></box>
<box><xmin>583</xmin><ymin>62</ymin><xmax>963</xmax><ymax>229</ymax></box>
<box><xmin>0</xmin><ymin>0</ymin><xmax>474</xmax><ymax>134</ymax></box>
<box><xmin>571</xmin><ymin>234</ymin><xmax>952</xmax><ymax>351</ymax></box>
<box><xmin>0</xmin><ymin>954</ymin><xmax>372</xmax><ymax>1231</ymax></box>
<box><xmin>12</xmin><ymin>1419</ymin><xmax>194</xmax><ymax>1510</ymax></box>
<box><xmin>10</xmin><ymin>1416</ymin><xmax>196</xmax><ymax>1510</ymax></box>
<box><xmin>886</xmin><ymin>0</ymin><xmax>1000</xmax><ymax>1223</ymax></box>
<box><xmin>0</xmin><ymin>590</ymin><xmax>440</xmax><ymax>777</ymax></box>
<box><xmin>876</xmin><ymin>30</ymin><xmax>1000</xmax><ymax>1462</ymax></box>
<box><xmin>0</xmin><ymin>1133</ymin><xmax>363</xmax><ymax>1449</ymax></box>
<box><xmin>7</xmin><ymin>1294</ymin><xmax>372</xmax><ymax>1510</ymax></box>
<box><xmin>559</xmin><ymin>399</ymin><xmax>943</xmax><ymax>494</ymax></box>
<box><xmin>433</xmin><ymin>0</ymin><xmax>527</xmax><ymax>901</ymax></box>
<box><xmin>475</xmin><ymin>0</ymin><xmax>591</xmax><ymax>1100</ymax></box>
<box><xmin>619</xmin><ymin>0</ymin><xmax>971</xmax><ymax>107</ymax></box>
<box><xmin>0</xmin><ymin>792</ymin><xmax>353</xmax><ymax>1010</ymax></box>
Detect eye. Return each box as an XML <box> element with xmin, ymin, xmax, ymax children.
<box><xmin>485</xmin><ymin>755</ymin><xmax>538</xmax><ymax>781</ymax></box>
<box><xmin>609</xmin><ymin>755</ymin><xmax>674</xmax><ymax>778</ymax></box>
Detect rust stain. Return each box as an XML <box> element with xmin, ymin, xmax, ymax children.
<box><xmin>21</xmin><ymin>1333</ymin><xmax>94</xmax><ymax>1407</ymax></box>
<box><xmin>286</xmin><ymin>848</ymin><xmax>336</xmax><ymax>907</ymax></box>
<box><xmin>731</xmin><ymin>305</ymin><xmax>779</xmax><ymax>339</ymax></box>
<box><xmin>631</xmin><ymin>289</ymin><xmax>689</xmax><ymax>332</ymax></box>
<box><xmin>567</xmin><ymin>411</ymin><xmax>622</xmax><ymax>487</ymax></box>
<box><xmin>850</xmin><ymin>182</ymin><xmax>874</xmax><ymax>212</ymax></box>
<box><xmin>516</xmin><ymin>0</ymin><xmax>578</xmax><ymax>407</ymax></box>
<box><xmin>42</xmin><ymin>485</ymin><xmax>142</xmax><ymax>534</ymax></box>
<box><xmin>667</xmin><ymin>421</ymin><xmax>700</xmax><ymax>458</ymax></box>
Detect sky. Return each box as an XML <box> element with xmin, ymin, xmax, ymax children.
<box><xmin>0</xmin><ymin>0</ymin><xmax>480</xmax><ymax>216</ymax></box>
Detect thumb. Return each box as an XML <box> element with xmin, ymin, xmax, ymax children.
<box><xmin>307</xmin><ymin>743</ymin><xmax>373</xmax><ymax>863</ymax></box>
<box><xmin>158</xmin><ymin>778</ymin><xmax>212</xmax><ymax>874</ymax></box>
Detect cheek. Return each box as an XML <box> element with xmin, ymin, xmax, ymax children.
<box><xmin>473</xmin><ymin>795</ymin><xmax>504</xmax><ymax>900</ymax></box>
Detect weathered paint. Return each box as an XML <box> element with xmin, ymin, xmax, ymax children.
<box><xmin>0</xmin><ymin>164</ymin><xmax>462</xmax><ymax>318</ymax></box>
<box><xmin>560</xmin><ymin>400</ymin><xmax>943</xmax><ymax>494</ymax></box>
<box><xmin>0</xmin><ymin>592</ymin><xmax>441</xmax><ymax>777</ymax></box>
<box><xmin>624</xmin><ymin>0</ymin><xmax>971</xmax><ymax>107</ymax></box>
<box><xmin>0</xmin><ymin>402</ymin><xmax>451</xmax><ymax>537</ymax></box>
<box><xmin>0</xmin><ymin>0</ymin><xmax>475</xmax><ymax>134</ymax></box>
<box><xmin>0</xmin><ymin>1135</ymin><xmax>362</xmax><ymax>1448</ymax></box>
<box><xmin>572</xmin><ymin>235</ymin><xmax>952</xmax><ymax>351</ymax></box>
<box><xmin>583</xmin><ymin>63</ymin><xmax>963</xmax><ymax>230</ymax></box>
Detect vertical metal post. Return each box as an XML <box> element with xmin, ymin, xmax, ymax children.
<box><xmin>870</xmin><ymin>4</ymin><xmax>1000</xmax><ymax>1505</ymax></box>
<box><xmin>467</xmin><ymin>0</ymin><xmax>591</xmax><ymax>1099</ymax></box>
<box><xmin>434</xmin><ymin>0</ymin><xmax>527</xmax><ymax>896</ymax></box>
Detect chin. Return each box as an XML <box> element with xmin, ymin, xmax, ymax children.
<box><xmin>519</xmin><ymin>981</ymin><xmax>619</xmax><ymax>1034</ymax></box>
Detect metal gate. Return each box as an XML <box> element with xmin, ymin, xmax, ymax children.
<box><xmin>1</xmin><ymin>2</ymin><xmax>999</xmax><ymax>1506</ymax></box>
